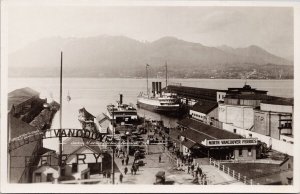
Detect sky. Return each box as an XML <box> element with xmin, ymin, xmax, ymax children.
<box><xmin>3</xmin><ymin>3</ymin><xmax>294</xmax><ymax>59</ymax></box>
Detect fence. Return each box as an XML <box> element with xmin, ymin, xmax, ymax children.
<box><xmin>209</xmin><ymin>158</ymin><xmax>255</xmax><ymax>185</ymax></box>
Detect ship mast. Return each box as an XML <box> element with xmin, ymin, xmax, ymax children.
<box><xmin>146</xmin><ymin>64</ymin><xmax>149</xmax><ymax>96</ymax></box>
<box><xmin>165</xmin><ymin>61</ymin><xmax>168</xmax><ymax>88</ymax></box>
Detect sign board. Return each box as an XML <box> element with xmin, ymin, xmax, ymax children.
<box><xmin>204</xmin><ymin>138</ymin><xmax>258</xmax><ymax>147</ymax></box>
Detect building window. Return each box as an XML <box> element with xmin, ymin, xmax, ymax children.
<box><xmin>248</xmin><ymin>148</ymin><xmax>252</xmax><ymax>156</ymax></box>
<box><xmin>46</xmin><ymin>173</ymin><xmax>53</xmax><ymax>182</ymax></box>
<box><xmin>239</xmin><ymin>149</ymin><xmax>243</xmax><ymax>157</ymax></box>
<box><xmin>288</xmin><ymin>163</ymin><xmax>291</xmax><ymax>169</ymax></box>
<box><xmin>35</xmin><ymin>173</ymin><xmax>42</xmax><ymax>183</ymax></box>
<box><xmin>233</xmin><ymin>129</ymin><xmax>237</xmax><ymax>133</ymax></box>
<box><xmin>72</xmin><ymin>163</ymin><xmax>78</xmax><ymax>173</ymax></box>
<box><xmin>287</xmin><ymin>177</ymin><xmax>293</xmax><ymax>185</ymax></box>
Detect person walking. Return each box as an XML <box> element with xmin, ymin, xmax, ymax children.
<box><xmin>199</xmin><ymin>167</ymin><xmax>202</xmax><ymax>176</ymax></box>
<box><xmin>159</xmin><ymin>154</ymin><xmax>161</xmax><ymax>163</ymax></box>
<box><xmin>126</xmin><ymin>156</ymin><xmax>129</xmax><ymax>165</ymax></box>
<box><xmin>191</xmin><ymin>164</ymin><xmax>195</xmax><ymax>173</ymax></box>
<box><xmin>121</xmin><ymin>158</ymin><xmax>124</xmax><ymax>165</ymax></box>
<box><xmin>187</xmin><ymin>165</ymin><xmax>190</xmax><ymax>174</ymax></box>
<box><xmin>131</xmin><ymin>167</ymin><xmax>134</xmax><ymax>175</ymax></box>
<box><xmin>124</xmin><ymin>167</ymin><xmax>128</xmax><ymax>175</ymax></box>
<box><xmin>119</xmin><ymin>173</ymin><xmax>123</xmax><ymax>183</ymax></box>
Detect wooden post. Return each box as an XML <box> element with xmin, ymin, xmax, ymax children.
<box><xmin>228</xmin><ymin>167</ymin><xmax>230</xmax><ymax>174</ymax></box>
<box><xmin>232</xmin><ymin>170</ymin><xmax>235</xmax><ymax>178</ymax></box>
<box><xmin>244</xmin><ymin>176</ymin><xmax>247</xmax><ymax>184</ymax></box>
<box><xmin>222</xmin><ymin>165</ymin><xmax>225</xmax><ymax>172</ymax></box>
<box><xmin>250</xmin><ymin>179</ymin><xmax>253</xmax><ymax>185</ymax></box>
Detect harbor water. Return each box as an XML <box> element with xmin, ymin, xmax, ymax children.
<box><xmin>8</xmin><ymin>77</ymin><xmax>293</xmax><ymax>129</ymax></box>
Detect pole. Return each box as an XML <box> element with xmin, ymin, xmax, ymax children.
<box><xmin>111</xmin><ymin>108</ymin><xmax>115</xmax><ymax>184</ymax></box>
<box><xmin>57</xmin><ymin>51</ymin><xmax>63</xmax><ymax>181</ymax></box>
<box><xmin>165</xmin><ymin>61</ymin><xmax>168</xmax><ymax>88</ymax></box>
<box><xmin>146</xmin><ymin>64</ymin><xmax>149</xmax><ymax>96</ymax></box>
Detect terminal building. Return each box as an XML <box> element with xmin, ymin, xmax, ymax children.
<box><xmin>216</xmin><ymin>84</ymin><xmax>294</xmax><ymax>155</ymax></box>
<box><xmin>170</xmin><ymin>118</ymin><xmax>258</xmax><ymax>161</ymax></box>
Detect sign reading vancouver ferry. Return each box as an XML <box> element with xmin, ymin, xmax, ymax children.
<box><xmin>204</xmin><ymin>138</ymin><xmax>258</xmax><ymax>147</ymax></box>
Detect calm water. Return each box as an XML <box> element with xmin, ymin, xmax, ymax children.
<box><xmin>8</xmin><ymin>77</ymin><xmax>293</xmax><ymax>129</ymax></box>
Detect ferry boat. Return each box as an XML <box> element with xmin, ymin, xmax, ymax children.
<box><xmin>137</xmin><ymin>63</ymin><xmax>180</xmax><ymax>113</ymax></box>
<box><xmin>106</xmin><ymin>94</ymin><xmax>138</xmax><ymax>124</ymax></box>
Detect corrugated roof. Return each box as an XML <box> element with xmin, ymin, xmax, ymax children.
<box><xmin>10</xmin><ymin>115</ymin><xmax>37</xmax><ymax>139</ymax></box>
<box><xmin>8</xmin><ymin>87</ymin><xmax>39</xmax><ymax>110</ymax></box>
<box><xmin>191</xmin><ymin>100</ymin><xmax>218</xmax><ymax>114</ymax></box>
<box><xmin>178</xmin><ymin>118</ymin><xmax>242</xmax><ymax>140</ymax></box>
<box><xmin>181</xmin><ymin>139</ymin><xmax>198</xmax><ymax>149</ymax></box>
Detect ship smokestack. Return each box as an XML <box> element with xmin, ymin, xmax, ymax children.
<box><xmin>152</xmin><ymin>82</ymin><xmax>156</xmax><ymax>96</ymax></box>
<box><xmin>155</xmin><ymin>82</ymin><xmax>159</xmax><ymax>95</ymax></box>
<box><xmin>120</xmin><ymin>94</ymin><xmax>123</xmax><ymax>105</ymax></box>
<box><xmin>158</xmin><ymin>82</ymin><xmax>162</xmax><ymax>95</ymax></box>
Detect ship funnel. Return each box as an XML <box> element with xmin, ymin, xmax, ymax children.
<box><xmin>158</xmin><ymin>82</ymin><xmax>162</xmax><ymax>95</ymax></box>
<box><xmin>152</xmin><ymin>82</ymin><xmax>156</xmax><ymax>96</ymax></box>
<box><xmin>120</xmin><ymin>94</ymin><xmax>123</xmax><ymax>105</ymax></box>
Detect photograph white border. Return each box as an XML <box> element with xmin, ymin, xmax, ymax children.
<box><xmin>1</xmin><ymin>0</ymin><xmax>299</xmax><ymax>193</ymax></box>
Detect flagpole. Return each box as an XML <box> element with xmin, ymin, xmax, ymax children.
<box><xmin>59</xmin><ymin>51</ymin><xmax>63</xmax><ymax>181</ymax></box>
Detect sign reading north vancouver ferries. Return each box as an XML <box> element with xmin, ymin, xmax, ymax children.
<box><xmin>204</xmin><ymin>138</ymin><xmax>258</xmax><ymax>147</ymax></box>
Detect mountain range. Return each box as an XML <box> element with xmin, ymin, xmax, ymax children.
<box><xmin>8</xmin><ymin>35</ymin><xmax>293</xmax><ymax>78</ymax></box>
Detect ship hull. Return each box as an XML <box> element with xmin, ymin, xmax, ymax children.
<box><xmin>137</xmin><ymin>99</ymin><xmax>179</xmax><ymax>113</ymax></box>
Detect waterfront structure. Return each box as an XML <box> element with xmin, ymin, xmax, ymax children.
<box><xmin>35</xmin><ymin>137</ymin><xmax>109</xmax><ymax>181</ymax></box>
<box><xmin>9</xmin><ymin>116</ymin><xmax>43</xmax><ymax>183</ymax></box>
<box><xmin>217</xmin><ymin>84</ymin><xmax>294</xmax><ymax>155</ymax></box>
<box><xmin>218</xmin><ymin>84</ymin><xmax>269</xmax><ymax>130</ymax></box>
<box><xmin>253</xmin><ymin>98</ymin><xmax>293</xmax><ymax>143</ymax></box>
<box><xmin>8</xmin><ymin>87</ymin><xmax>54</xmax><ymax>183</ymax></box>
<box><xmin>32</xmin><ymin>150</ymin><xmax>59</xmax><ymax>183</ymax></box>
<box><xmin>61</xmin><ymin>137</ymin><xmax>100</xmax><ymax>180</ymax></box>
<box><xmin>78</xmin><ymin>107</ymin><xmax>96</xmax><ymax>131</ymax></box>
<box><xmin>189</xmin><ymin>99</ymin><xmax>218</xmax><ymax>125</ymax></box>
<box><xmin>8</xmin><ymin>87</ymin><xmax>40</xmax><ymax>116</ymax></box>
<box><xmin>95</xmin><ymin>113</ymin><xmax>110</xmax><ymax>134</ymax></box>
<box><xmin>171</xmin><ymin>118</ymin><xmax>257</xmax><ymax>161</ymax></box>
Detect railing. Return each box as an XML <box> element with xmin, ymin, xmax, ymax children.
<box><xmin>209</xmin><ymin>158</ymin><xmax>254</xmax><ymax>185</ymax></box>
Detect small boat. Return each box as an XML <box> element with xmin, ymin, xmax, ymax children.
<box><xmin>67</xmin><ymin>90</ymin><xmax>71</xmax><ymax>102</ymax></box>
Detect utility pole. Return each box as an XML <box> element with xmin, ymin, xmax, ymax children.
<box><xmin>58</xmin><ymin>51</ymin><xmax>63</xmax><ymax>181</ymax></box>
<box><xmin>111</xmin><ymin>108</ymin><xmax>115</xmax><ymax>184</ymax></box>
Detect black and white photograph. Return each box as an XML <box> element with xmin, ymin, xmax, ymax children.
<box><xmin>1</xmin><ymin>0</ymin><xmax>299</xmax><ymax>193</ymax></box>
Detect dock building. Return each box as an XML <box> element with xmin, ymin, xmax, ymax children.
<box><xmin>170</xmin><ymin>118</ymin><xmax>258</xmax><ymax>161</ymax></box>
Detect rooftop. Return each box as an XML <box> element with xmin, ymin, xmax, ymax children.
<box><xmin>178</xmin><ymin>118</ymin><xmax>242</xmax><ymax>141</ymax></box>
<box><xmin>166</xmin><ymin>85</ymin><xmax>225</xmax><ymax>101</ymax></box>
<box><xmin>227</xmin><ymin>84</ymin><xmax>267</xmax><ymax>94</ymax></box>
<box><xmin>262</xmin><ymin>97</ymin><xmax>294</xmax><ymax>106</ymax></box>
<box><xmin>191</xmin><ymin>99</ymin><xmax>218</xmax><ymax>114</ymax></box>
<box><xmin>10</xmin><ymin>115</ymin><xmax>38</xmax><ymax>139</ymax></box>
<box><xmin>8</xmin><ymin>87</ymin><xmax>39</xmax><ymax>110</ymax></box>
